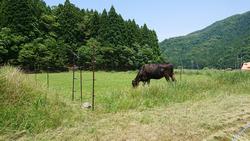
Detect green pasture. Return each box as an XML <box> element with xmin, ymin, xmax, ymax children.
<box><xmin>30</xmin><ymin>69</ymin><xmax>250</xmax><ymax>112</ymax></box>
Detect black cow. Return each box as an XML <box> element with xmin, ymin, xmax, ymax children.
<box><xmin>132</xmin><ymin>63</ymin><xmax>176</xmax><ymax>87</ymax></box>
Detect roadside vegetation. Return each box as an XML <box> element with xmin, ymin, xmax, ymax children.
<box><xmin>0</xmin><ymin>66</ymin><xmax>81</xmax><ymax>136</ymax></box>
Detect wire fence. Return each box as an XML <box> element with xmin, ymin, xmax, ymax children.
<box><xmin>32</xmin><ymin>45</ymin><xmax>97</xmax><ymax>110</ymax></box>
<box><xmin>33</xmin><ymin>66</ymin><xmax>96</xmax><ymax>110</ymax></box>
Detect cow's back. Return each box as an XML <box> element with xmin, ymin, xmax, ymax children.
<box><xmin>143</xmin><ymin>64</ymin><xmax>172</xmax><ymax>72</ymax></box>
<box><xmin>142</xmin><ymin>64</ymin><xmax>166</xmax><ymax>79</ymax></box>
<box><xmin>143</xmin><ymin>64</ymin><xmax>158</xmax><ymax>73</ymax></box>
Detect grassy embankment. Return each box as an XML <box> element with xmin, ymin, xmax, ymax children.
<box><xmin>0</xmin><ymin>66</ymin><xmax>82</xmax><ymax>140</ymax></box>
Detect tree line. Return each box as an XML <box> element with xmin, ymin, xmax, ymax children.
<box><xmin>0</xmin><ymin>0</ymin><xmax>163</xmax><ymax>71</ymax></box>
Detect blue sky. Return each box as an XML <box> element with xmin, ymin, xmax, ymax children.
<box><xmin>44</xmin><ymin>0</ymin><xmax>250</xmax><ymax>41</ymax></box>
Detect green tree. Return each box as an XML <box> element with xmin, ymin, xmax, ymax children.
<box><xmin>115</xmin><ymin>45</ymin><xmax>136</xmax><ymax>69</ymax></box>
<box><xmin>106</xmin><ymin>6</ymin><xmax>125</xmax><ymax>45</ymax></box>
<box><xmin>55</xmin><ymin>0</ymin><xmax>82</xmax><ymax>44</ymax></box>
<box><xmin>0</xmin><ymin>0</ymin><xmax>38</xmax><ymax>38</ymax></box>
<box><xmin>78</xmin><ymin>38</ymin><xmax>102</xmax><ymax>69</ymax></box>
<box><xmin>18</xmin><ymin>38</ymin><xmax>51</xmax><ymax>70</ymax></box>
<box><xmin>98</xmin><ymin>9</ymin><xmax>109</xmax><ymax>44</ymax></box>
<box><xmin>0</xmin><ymin>1</ymin><xmax>162</xmax><ymax>71</ymax></box>
<box><xmin>87</xmin><ymin>11</ymin><xmax>100</xmax><ymax>39</ymax></box>
<box><xmin>124</xmin><ymin>19</ymin><xmax>139</xmax><ymax>47</ymax></box>
<box><xmin>0</xmin><ymin>28</ymin><xmax>27</xmax><ymax>64</ymax></box>
<box><xmin>44</xmin><ymin>38</ymin><xmax>68</xmax><ymax>70</ymax></box>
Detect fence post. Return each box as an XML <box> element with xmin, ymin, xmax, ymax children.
<box><xmin>34</xmin><ymin>64</ymin><xmax>37</xmax><ymax>85</ymax></box>
<box><xmin>47</xmin><ymin>67</ymin><xmax>50</xmax><ymax>90</ymax></box>
<box><xmin>72</xmin><ymin>64</ymin><xmax>75</xmax><ymax>101</ymax></box>
<box><xmin>80</xmin><ymin>66</ymin><xmax>83</xmax><ymax>103</ymax></box>
<box><xmin>92</xmin><ymin>45</ymin><xmax>96</xmax><ymax>111</ymax></box>
<box><xmin>180</xmin><ymin>66</ymin><xmax>183</xmax><ymax>81</ymax></box>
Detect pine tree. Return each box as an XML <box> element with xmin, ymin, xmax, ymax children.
<box><xmin>31</xmin><ymin>0</ymin><xmax>49</xmax><ymax>17</ymax></box>
<box><xmin>0</xmin><ymin>1</ymin><xmax>3</xmax><ymax>28</ymax></box>
<box><xmin>124</xmin><ymin>19</ymin><xmax>139</xmax><ymax>47</ymax></box>
<box><xmin>98</xmin><ymin>9</ymin><xmax>109</xmax><ymax>44</ymax></box>
<box><xmin>150</xmin><ymin>30</ymin><xmax>161</xmax><ymax>56</ymax></box>
<box><xmin>140</xmin><ymin>24</ymin><xmax>151</xmax><ymax>46</ymax></box>
<box><xmin>56</xmin><ymin>0</ymin><xmax>81</xmax><ymax>44</ymax></box>
<box><xmin>1</xmin><ymin>0</ymin><xmax>38</xmax><ymax>37</ymax></box>
<box><xmin>87</xmin><ymin>11</ymin><xmax>100</xmax><ymax>39</ymax></box>
<box><xmin>106</xmin><ymin>6</ymin><xmax>125</xmax><ymax>45</ymax></box>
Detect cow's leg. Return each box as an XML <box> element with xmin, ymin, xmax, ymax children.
<box><xmin>170</xmin><ymin>74</ymin><xmax>176</xmax><ymax>81</ymax></box>
<box><xmin>142</xmin><ymin>79</ymin><xmax>150</xmax><ymax>86</ymax></box>
<box><xmin>165</xmin><ymin>75</ymin><xmax>170</xmax><ymax>81</ymax></box>
<box><xmin>165</xmin><ymin>76</ymin><xmax>170</xmax><ymax>81</ymax></box>
<box><xmin>169</xmin><ymin>68</ymin><xmax>176</xmax><ymax>82</ymax></box>
<box><xmin>147</xmin><ymin>80</ymin><xmax>150</xmax><ymax>85</ymax></box>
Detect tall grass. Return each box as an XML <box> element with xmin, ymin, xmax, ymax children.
<box><xmin>213</xmin><ymin>70</ymin><xmax>250</xmax><ymax>84</ymax></box>
<box><xmin>98</xmin><ymin>70</ymin><xmax>250</xmax><ymax>112</ymax></box>
<box><xmin>0</xmin><ymin>66</ymin><xmax>77</xmax><ymax>134</ymax></box>
<box><xmin>29</xmin><ymin>69</ymin><xmax>250</xmax><ymax>114</ymax></box>
<box><xmin>99</xmin><ymin>82</ymin><xmax>215</xmax><ymax>112</ymax></box>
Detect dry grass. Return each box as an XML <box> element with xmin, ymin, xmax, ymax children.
<box><xmin>15</xmin><ymin>94</ymin><xmax>250</xmax><ymax>141</ymax></box>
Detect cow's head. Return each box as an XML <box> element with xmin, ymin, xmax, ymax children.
<box><xmin>132</xmin><ymin>80</ymin><xmax>139</xmax><ymax>88</ymax></box>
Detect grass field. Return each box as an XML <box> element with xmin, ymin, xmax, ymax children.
<box><xmin>29</xmin><ymin>70</ymin><xmax>217</xmax><ymax>112</ymax></box>
<box><xmin>31</xmin><ymin>70</ymin><xmax>250</xmax><ymax>112</ymax></box>
<box><xmin>1</xmin><ymin>68</ymin><xmax>250</xmax><ymax>140</ymax></box>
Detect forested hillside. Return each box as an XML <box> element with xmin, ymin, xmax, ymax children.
<box><xmin>160</xmin><ymin>11</ymin><xmax>250</xmax><ymax>69</ymax></box>
<box><xmin>0</xmin><ymin>0</ymin><xmax>162</xmax><ymax>71</ymax></box>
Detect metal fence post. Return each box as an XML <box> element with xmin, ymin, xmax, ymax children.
<box><xmin>92</xmin><ymin>45</ymin><xmax>96</xmax><ymax>111</ymax></box>
<box><xmin>47</xmin><ymin>67</ymin><xmax>50</xmax><ymax>90</ymax></box>
<box><xmin>72</xmin><ymin>64</ymin><xmax>75</xmax><ymax>101</ymax></box>
<box><xmin>34</xmin><ymin>64</ymin><xmax>37</xmax><ymax>85</ymax></box>
<box><xmin>80</xmin><ymin>66</ymin><xmax>83</xmax><ymax>103</ymax></box>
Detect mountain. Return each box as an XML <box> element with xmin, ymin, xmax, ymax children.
<box><xmin>160</xmin><ymin>11</ymin><xmax>250</xmax><ymax>69</ymax></box>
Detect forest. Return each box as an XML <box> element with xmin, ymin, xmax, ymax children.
<box><xmin>160</xmin><ymin>11</ymin><xmax>250</xmax><ymax>69</ymax></box>
<box><xmin>0</xmin><ymin>0</ymin><xmax>162</xmax><ymax>71</ymax></box>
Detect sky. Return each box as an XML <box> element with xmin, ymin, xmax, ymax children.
<box><xmin>43</xmin><ymin>0</ymin><xmax>250</xmax><ymax>42</ymax></box>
